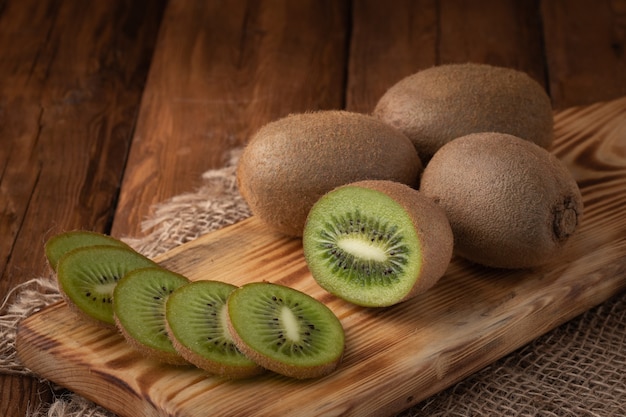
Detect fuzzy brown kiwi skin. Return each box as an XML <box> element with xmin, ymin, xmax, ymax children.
<box><xmin>342</xmin><ymin>180</ymin><xmax>454</xmax><ymax>302</ymax></box>
<box><xmin>419</xmin><ymin>132</ymin><xmax>583</xmax><ymax>269</ymax></box>
<box><xmin>373</xmin><ymin>63</ymin><xmax>554</xmax><ymax>163</ymax></box>
<box><xmin>237</xmin><ymin>110</ymin><xmax>423</xmax><ymax>237</ymax></box>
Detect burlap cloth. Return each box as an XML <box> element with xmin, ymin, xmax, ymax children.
<box><xmin>1</xmin><ymin>149</ymin><xmax>624</xmax><ymax>417</ymax></box>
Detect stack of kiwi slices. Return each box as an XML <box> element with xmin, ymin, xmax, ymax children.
<box><xmin>47</xmin><ymin>231</ymin><xmax>160</xmax><ymax>327</ymax></box>
<box><xmin>46</xmin><ymin>230</ymin><xmax>345</xmax><ymax>379</ymax></box>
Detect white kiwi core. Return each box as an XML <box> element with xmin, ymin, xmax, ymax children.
<box><xmin>302</xmin><ymin>185</ymin><xmax>422</xmax><ymax>307</ymax></box>
<box><xmin>96</xmin><ymin>282</ymin><xmax>117</xmax><ymax>295</ymax></box>
<box><xmin>280</xmin><ymin>306</ymin><xmax>301</xmax><ymax>342</ymax></box>
<box><xmin>336</xmin><ymin>238</ymin><xmax>388</xmax><ymax>262</ymax></box>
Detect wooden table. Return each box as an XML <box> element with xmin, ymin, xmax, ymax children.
<box><xmin>1</xmin><ymin>1</ymin><xmax>625</xmax><ymax>415</ymax></box>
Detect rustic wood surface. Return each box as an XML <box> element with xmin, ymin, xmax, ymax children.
<box><xmin>14</xmin><ymin>95</ymin><xmax>626</xmax><ymax>417</ymax></box>
<box><xmin>1</xmin><ymin>0</ymin><xmax>626</xmax><ymax>415</ymax></box>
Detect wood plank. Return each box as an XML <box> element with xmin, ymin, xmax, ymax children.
<box><xmin>541</xmin><ymin>0</ymin><xmax>626</xmax><ymax>109</ymax></box>
<box><xmin>438</xmin><ymin>0</ymin><xmax>545</xmax><ymax>77</ymax></box>
<box><xmin>111</xmin><ymin>0</ymin><xmax>350</xmax><ymax>239</ymax></box>
<box><xmin>347</xmin><ymin>0</ymin><xmax>546</xmax><ymax>113</ymax></box>
<box><xmin>15</xmin><ymin>96</ymin><xmax>626</xmax><ymax>416</ymax></box>
<box><xmin>346</xmin><ymin>0</ymin><xmax>438</xmax><ymax>113</ymax></box>
<box><xmin>0</xmin><ymin>0</ymin><xmax>166</xmax><ymax>415</ymax></box>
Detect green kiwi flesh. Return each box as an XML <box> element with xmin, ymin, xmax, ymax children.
<box><xmin>56</xmin><ymin>245</ymin><xmax>159</xmax><ymax>327</ymax></box>
<box><xmin>113</xmin><ymin>267</ymin><xmax>190</xmax><ymax>365</ymax></box>
<box><xmin>303</xmin><ymin>180</ymin><xmax>453</xmax><ymax>307</ymax></box>
<box><xmin>45</xmin><ymin>230</ymin><xmax>132</xmax><ymax>272</ymax></box>
<box><xmin>165</xmin><ymin>280</ymin><xmax>264</xmax><ymax>378</ymax></box>
<box><xmin>227</xmin><ymin>282</ymin><xmax>345</xmax><ymax>379</ymax></box>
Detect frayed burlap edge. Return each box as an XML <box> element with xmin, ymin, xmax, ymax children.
<box><xmin>2</xmin><ymin>147</ymin><xmax>625</xmax><ymax>416</ymax></box>
<box><xmin>0</xmin><ymin>149</ymin><xmax>251</xmax><ymax>417</ymax></box>
<box><xmin>0</xmin><ymin>278</ymin><xmax>62</xmax><ymax>377</ymax></box>
<box><xmin>123</xmin><ymin>148</ymin><xmax>251</xmax><ymax>259</ymax></box>
<box><xmin>401</xmin><ymin>293</ymin><xmax>626</xmax><ymax>417</ymax></box>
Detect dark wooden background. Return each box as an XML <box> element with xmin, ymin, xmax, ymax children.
<box><xmin>1</xmin><ymin>0</ymin><xmax>625</xmax><ymax>415</ymax></box>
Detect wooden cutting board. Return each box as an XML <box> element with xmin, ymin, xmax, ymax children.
<box><xmin>16</xmin><ymin>97</ymin><xmax>626</xmax><ymax>417</ymax></box>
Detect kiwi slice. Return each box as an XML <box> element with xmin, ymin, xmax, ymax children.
<box><xmin>45</xmin><ymin>230</ymin><xmax>132</xmax><ymax>272</ymax></box>
<box><xmin>165</xmin><ymin>280</ymin><xmax>264</xmax><ymax>378</ymax></box>
<box><xmin>56</xmin><ymin>245</ymin><xmax>159</xmax><ymax>327</ymax></box>
<box><xmin>113</xmin><ymin>267</ymin><xmax>190</xmax><ymax>365</ymax></box>
<box><xmin>226</xmin><ymin>282</ymin><xmax>345</xmax><ymax>379</ymax></box>
<box><xmin>302</xmin><ymin>180</ymin><xmax>453</xmax><ymax>307</ymax></box>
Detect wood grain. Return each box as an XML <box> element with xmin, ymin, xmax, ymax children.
<box><xmin>542</xmin><ymin>0</ymin><xmax>626</xmax><ymax>108</ymax></box>
<box><xmin>347</xmin><ymin>0</ymin><xmax>546</xmax><ymax>113</ymax></box>
<box><xmin>16</xmin><ymin>96</ymin><xmax>626</xmax><ymax>416</ymax></box>
<box><xmin>111</xmin><ymin>0</ymin><xmax>350</xmax><ymax>239</ymax></box>
<box><xmin>0</xmin><ymin>0</ymin><xmax>165</xmax><ymax>414</ymax></box>
<box><xmin>3</xmin><ymin>1</ymin><xmax>626</xmax><ymax>416</ymax></box>
<box><xmin>438</xmin><ymin>0</ymin><xmax>545</xmax><ymax>76</ymax></box>
<box><xmin>347</xmin><ymin>0</ymin><xmax>438</xmax><ymax>113</ymax></box>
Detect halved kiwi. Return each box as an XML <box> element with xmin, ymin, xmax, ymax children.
<box><xmin>302</xmin><ymin>180</ymin><xmax>453</xmax><ymax>307</ymax></box>
<box><xmin>56</xmin><ymin>245</ymin><xmax>159</xmax><ymax>327</ymax></box>
<box><xmin>226</xmin><ymin>282</ymin><xmax>345</xmax><ymax>379</ymax></box>
<box><xmin>113</xmin><ymin>267</ymin><xmax>190</xmax><ymax>366</ymax></box>
<box><xmin>45</xmin><ymin>230</ymin><xmax>132</xmax><ymax>272</ymax></box>
<box><xmin>165</xmin><ymin>280</ymin><xmax>264</xmax><ymax>378</ymax></box>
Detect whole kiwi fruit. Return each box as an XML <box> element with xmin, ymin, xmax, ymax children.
<box><xmin>373</xmin><ymin>63</ymin><xmax>554</xmax><ymax>163</ymax></box>
<box><xmin>419</xmin><ymin>132</ymin><xmax>583</xmax><ymax>269</ymax></box>
<box><xmin>303</xmin><ymin>180</ymin><xmax>453</xmax><ymax>307</ymax></box>
<box><xmin>236</xmin><ymin>110</ymin><xmax>422</xmax><ymax>236</ymax></box>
